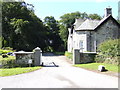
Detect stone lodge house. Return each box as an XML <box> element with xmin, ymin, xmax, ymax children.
<box><xmin>68</xmin><ymin>7</ymin><xmax>120</xmax><ymax>53</ymax></box>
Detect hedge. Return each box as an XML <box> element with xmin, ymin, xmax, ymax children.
<box><xmin>95</xmin><ymin>39</ymin><xmax>120</xmax><ymax>65</ymax></box>
<box><xmin>0</xmin><ymin>56</ymin><xmax>16</xmax><ymax>68</ymax></box>
<box><xmin>0</xmin><ymin>49</ymin><xmax>13</xmax><ymax>54</ymax></box>
<box><xmin>65</xmin><ymin>51</ymin><xmax>73</xmax><ymax>60</ymax></box>
<box><xmin>0</xmin><ymin>55</ymin><xmax>34</xmax><ymax>68</ymax></box>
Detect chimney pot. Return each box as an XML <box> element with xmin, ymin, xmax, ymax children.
<box><xmin>104</xmin><ymin>7</ymin><xmax>112</xmax><ymax>17</ymax></box>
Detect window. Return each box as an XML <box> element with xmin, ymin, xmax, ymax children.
<box><xmin>79</xmin><ymin>40</ymin><xmax>83</xmax><ymax>49</ymax></box>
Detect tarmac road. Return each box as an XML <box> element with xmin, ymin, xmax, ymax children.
<box><xmin>0</xmin><ymin>54</ymin><xmax>118</xmax><ymax>89</ymax></box>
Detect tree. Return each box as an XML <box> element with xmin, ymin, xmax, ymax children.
<box><xmin>59</xmin><ymin>24</ymin><xmax>68</xmax><ymax>49</ymax></box>
<box><xmin>44</xmin><ymin>16</ymin><xmax>62</xmax><ymax>51</ymax></box>
<box><xmin>2</xmin><ymin>1</ymin><xmax>48</xmax><ymax>51</ymax></box>
<box><xmin>44</xmin><ymin>16</ymin><xmax>59</xmax><ymax>34</ymax></box>
<box><xmin>59</xmin><ymin>11</ymin><xmax>82</xmax><ymax>28</ymax></box>
<box><xmin>89</xmin><ymin>14</ymin><xmax>102</xmax><ymax>20</ymax></box>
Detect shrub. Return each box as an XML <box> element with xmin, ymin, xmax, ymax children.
<box><xmin>0</xmin><ymin>56</ymin><xmax>16</xmax><ymax>68</ymax></box>
<box><xmin>65</xmin><ymin>51</ymin><xmax>73</xmax><ymax>60</ymax></box>
<box><xmin>95</xmin><ymin>39</ymin><xmax>120</xmax><ymax>65</ymax></box>
<box><xmin>98</xmin><ymin>39</ymin><xmax>120</xmax><ymax>57</ymax></box>
<box><xmin>0</xmin><ymin>55</ymin><xmax>34</xmax><ymax>68</ymax></box>
<box><xmin>2</xmin><ymin>47</ymin><xmax>13</xmax><ymax>50</ymax></box>
<box><xmin>0</xmin><ymin>49</ymin><xmax>13</xmax><ymax>54</ymax></box>
<box><xmin>44</xmin><ymin>46</ymin><xmax>54</xmax><ymax>52</ymax></box>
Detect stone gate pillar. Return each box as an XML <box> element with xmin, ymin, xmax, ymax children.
<box><xmin>73</xmin><ymin>49</ymin><xmax>81</xmax><ymax>64</ymax></box>
<box><xmin>34</xmin><ymin>47</ymin><xmax>42</xmax><ymax>66</ymax></box>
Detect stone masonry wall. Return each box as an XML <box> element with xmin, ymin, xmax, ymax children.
<box><xmin>95</xmin><ymin>18</ymin><xmax>120</xmax><ymax>49</ymax></box>
<box><xmin>73</xmin><ymin>49</ymin><xmax>96</xmax><ymax>64</ymax></box>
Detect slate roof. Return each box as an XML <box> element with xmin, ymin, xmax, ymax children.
<box><xmin>74</xmin><ymin>15</ymin><xmax>119</xmax><ymax>31</ymax></box>
<box><xmin>75</xmin><ymin>19</ymin><xmax>100</xmax><ymax>30</ymax></box>
<box><xmin>73</xmin><ymin>18</ymin><xmax>85</xmax><ymax>29</ymax></box>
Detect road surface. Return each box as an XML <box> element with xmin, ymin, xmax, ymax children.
<box><xmin>0</xmin><ymin>54</ymin><xmax>118</xmax><ymax>89</ymax></box>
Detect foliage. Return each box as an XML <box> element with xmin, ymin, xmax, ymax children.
<box><xmin>2</xmin><ymin>47</ymin><xmax>13</xmax><ymax>50</ymax></box>
<box><xmin>0</xmin><ymin>66</ymin><xmax>41</xmax><ymax>77</ymax></box>
<box><xmin>44</xmin><ymin>46</ymin><xmax>54</xmax><ymax>52</ymax></box>
<box><xmin>0</xmin><ymin>55</ymin><xmax>16</xmax><ymax>68</ymax></box>
<box><xmin>95</xmin><ymin>39</ymin><xmax>120</xmax><ymax>65</ymax></box>
<box><xmin>0</xmin><ymin>49</ymin><xmax>13</xmax><ymax>54</ymax></box>
<box><xmin>65</xmin><ymin>51</ymin><xmax>73</xmax><ymax>60</ymax></box>
<box><xmin>74</xmin><ymin>63</ymin><xmax>119</xmax><ymax>72</ymax></box>
<box><xmin>95</xmin><ymin>55</ymin><xmax>119</xmax><ymax>65</ymax></box>
<box><xmin>0</xmin><ymin>55</ymin><xmax>34</xmax><ymax>68</ymax></box>
<box><xmin>59</xmin><ymin>24</ymin><xmax>68</xmax><ymax>50</ymax></box>
<box><xmin>89</xmin><ymin>14</ymin><xmax>102</xmax><ymax>20</ymax></box>
<box><xmin>60</xmin><ymin>11</ymin><xmax>82</xmax><ymax>28</ymax></box>
<box><xmin>98</xmin><ymin>39</ymin><xmax>120</xmax><ymax>57</ymax></box>
<box><xmin>0</xmin><ymin>37</ymin><xmax>2</xmax><ymax>49</ymax></box>
<box><xmin>2</xmin><ymin>1</ymin><xmax>48</xmax><ymax>51</ymax></box>
<box><xmin>43</xmin><ymin>16</ymin><xmax>63</xmax><ymax>51</ymax></box>
<box><xmin>2</xmin><ymin>1</ymin><xmax>103</xmax><ymax>52</ymax></box>
<box><xmin>0</xmin><ymin>47</ymin><xmax>14</xmax><ymax>54</ymax></box>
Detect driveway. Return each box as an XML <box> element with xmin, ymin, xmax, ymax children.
<box><xmin>0</xmin><ymin>54</ymin><xmax>118</xmax><ymax>89</ymax></box>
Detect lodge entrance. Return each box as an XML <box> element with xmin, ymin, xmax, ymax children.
<box><xmin>41</xmin><ymin>53</ymin><xmax>59</xmax><ymax>67</ymax></box>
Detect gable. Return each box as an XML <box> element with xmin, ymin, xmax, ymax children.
<box><xmin>95</xmin><ymin>15</ymin><xmax>120</xmax><ymax>30</ymax></box>
<box><xmin>74</xmin><ymin>15</ymin><xmax>120</xmax><ymax>31</ymax></box>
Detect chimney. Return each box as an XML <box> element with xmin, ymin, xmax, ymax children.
<box><xmin>104</xmin><ymin>7</ymin><xmax>112</xmax><ymax>17</ymax></box>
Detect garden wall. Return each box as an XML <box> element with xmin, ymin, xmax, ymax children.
<box><xmin>0</xmin><ymin>47</ymin><xmax>42</xmax><ymax>68</ymax></box>
<box><xmin>73</xmin><ymin>49</ymin><xmax>96</xmax><ymax>64</ymax></box>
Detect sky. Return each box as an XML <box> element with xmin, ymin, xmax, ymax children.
<box><xmin>24</xmin><ymin>0</ymin><xmax>119</xmax><ymax>21</ymax></box>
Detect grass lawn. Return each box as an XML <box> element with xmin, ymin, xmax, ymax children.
<box><xmin>0</xmin><ymin>66</ymin><xmax>42</xmax><ymax>77</ymax></box>
<box><xmin>74</xmin><ymin>63</ymin><xmax>119</xmax><ymax>73</ymax></box>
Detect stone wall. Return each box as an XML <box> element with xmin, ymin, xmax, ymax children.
<box><xmin>15</xmin><ymin>53</ymin><xmax>34</xmax><ymax>65</ymax></box>
<box><xmin>73</xmin><ymin>49</ymin><xmax>96</xmax><ymax>64</ymax></box>
<box><xmin>14</xmin><ymin>47</ymin><xmax>42</xmax><ymax>66</ymax></box>
<box><xmin>95</xmin><ymin>18</ymin><xmax>120</xmax><ymax>49</ymax></box>
<box><xmin>79</xmin><ymin>52</ymin><xmax>96</xmax><ymax>64</ymax></box>
<box><xmin>73</xmin><ymin>49</ymin><xmax>80</xmax><ymax>64</ymax></box>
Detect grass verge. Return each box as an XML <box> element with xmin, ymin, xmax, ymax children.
<box><xmin>0</xmin><ymin>66</ymin><xmax>42</xmax><ymax>77</ymax></box>
<box><xmin>74</xmin><ymin>63</ymin><xmax>119</xmax><ymax>73</ymax></box>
